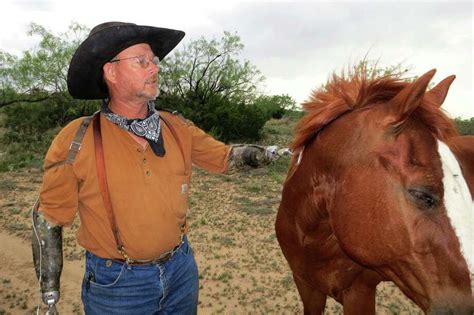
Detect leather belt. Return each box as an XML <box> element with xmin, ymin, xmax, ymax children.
<box><xmin>115</xmin><ymin>236</ymin><xmax>184</xmax><ymax>266</ymax></box>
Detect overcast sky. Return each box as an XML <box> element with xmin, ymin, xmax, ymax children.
<box><xmin>1</xmin><ymin>0</ymin><xmax>472</xmax><ymax>118</ymax></box>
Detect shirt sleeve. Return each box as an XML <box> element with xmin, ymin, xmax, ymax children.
<box><xmin>38</xmin><ymin>119</ymin><xmax>83</xmax><ymax>226</ymax></box>
<box><xmin>189</xmin><ymin>124</ymin><xmax>232</xmax><ymax>173</ymax></box>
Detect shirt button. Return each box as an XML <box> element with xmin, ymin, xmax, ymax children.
<box><xmin>146</xmin><ymin>170</ymin><xmax>151</xmax><ymax>176</ymax></box>
<box><xmin>137</xmin><ymin>148</ymin><xmax>142</xmax><ymax>153</ymax></box>
<box><xmin>143</xmin><ymin>158</ymin><xmax>147</xmax><ymax>164</ymax></box>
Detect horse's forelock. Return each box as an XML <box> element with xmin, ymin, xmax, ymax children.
<box><xmin>292</xmin><ymin>68</ymin><xmax>459</xmax><ymax>151</ymax></box>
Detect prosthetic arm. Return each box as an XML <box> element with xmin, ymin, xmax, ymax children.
<box><xmin>32</xmin><ymin>202</ymin><xmax>63</xmax><ymax>315</ymax></box>
<box><xmin>227</xmin><ymin>144</ymin><xmax>284</xmax><ymax>171</ymax></box>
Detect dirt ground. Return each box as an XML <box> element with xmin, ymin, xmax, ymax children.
<box><xmin>0</xmin><ymin>167</ymin><xmax>423</xmax><ymax>314</ymax></box>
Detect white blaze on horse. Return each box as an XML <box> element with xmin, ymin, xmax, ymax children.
<box><xmin>275</xmin><ymin>68</ymin><xmax>474</xmax><ymax>314</ymax></box>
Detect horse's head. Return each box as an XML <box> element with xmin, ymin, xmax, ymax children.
<box><xmin>292</xmin><ymin>69</ymin><xmax>474</xmax><ymax>313</ymax></box>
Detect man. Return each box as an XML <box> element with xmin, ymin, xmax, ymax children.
<box><xmin>32</xmin><ymin>22</ymin><xmax>282</xmax><ymax>314</ymax></box>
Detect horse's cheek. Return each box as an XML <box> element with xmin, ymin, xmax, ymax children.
<box><xmin>330</xmin><ymin>194</ymin><xmax>407</xmax><ymax>266</ymax></box>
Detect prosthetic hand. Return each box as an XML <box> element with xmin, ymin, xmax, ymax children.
<box><xmin>263</xmin><ymin>146</ymin><xmax>293</xmax><ymax>161</ymax></box>
<box><xmin>32</xmin><ymin>204</ymin><xmax>63</xmax><ymax>315</ymax></box>
<box><xmin>228</xmin><ymin>144</ymin><xmax>286</xmax><ymax>171</ymax></box>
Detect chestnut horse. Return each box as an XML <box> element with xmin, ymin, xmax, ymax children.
<box><xmin>275</xmin><ymin>69</ymin><xmax>474</xmax><ymax>314</ymax></box>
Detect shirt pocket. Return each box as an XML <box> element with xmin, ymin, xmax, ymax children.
<box><xmin>165</xmin><ymin>173</ymin><xmax>191</xmax><ymax>220</ymax></box>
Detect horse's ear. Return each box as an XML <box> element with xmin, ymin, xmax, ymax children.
<box><xmin>386</xmin><ymin>69</ymin><xmax>436</xmax><ymax>132</ymax></box>
<box><xmin>424</xmin><ymin>75</ymin><xmax>456</xmax><ymax>108</ymax></box>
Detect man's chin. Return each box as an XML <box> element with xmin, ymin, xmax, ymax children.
<box><xmin>149</xmin><ymin>84</ymin><xmax>159</xmax><ymax>98</ymax></box>
<box><xmin>138</xmin><ymin>89</ymin><xmax>159</xmax><ymax>101</ymax></box>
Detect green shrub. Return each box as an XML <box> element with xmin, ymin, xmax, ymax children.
<box><xmin>205</xmin><ymin>101</ymin><xmax>267</xmax><ymax>142</ymax></box>
<box><xmin>158</xmin><ymin>94</ymin><xmax>268</xmax><ymax>143</ymax></box>
<box><xmin>0</xmin><ymin>97</ymin><xmax>99</xmax><ymax>171</ymax></box>
<box><xmin>455</xmin><ymin>117</ymin><xmax>474</xmax><ymax>135</ymax></box>
<box><xmin>254</xmin><ymin>94</ymin><xmax>296</xmax><ymax>120</ymax></box>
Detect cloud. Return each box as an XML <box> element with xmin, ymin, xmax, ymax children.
<box><xmin>13</xmin><ymin>0</ymin><xmax>55</xmax><ymax>11</ymax></box>
<box><xmin>183</xmin><ymin>2</ymin><xmax>472</xmax><ymax>117</ymax></box>
<box><xmin>1</xmin><ymin>0</ymin><xmax>472</xmax><ymax>117</ymax></box>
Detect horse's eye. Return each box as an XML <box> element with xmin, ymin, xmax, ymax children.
<box><xmin>408</xmin><ymin>188</ymin><xmax>439</xmax><ymax>210</ymax></box>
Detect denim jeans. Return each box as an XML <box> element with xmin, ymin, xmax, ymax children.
<box><xmin>81</xmin><ymin>236</ymin><xmax>198</xmax><ymax>314</ymax></box>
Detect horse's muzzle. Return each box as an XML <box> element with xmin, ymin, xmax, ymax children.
<box><xmin>429</xmin><ymin>304</ymin><xmax>474</xmax><ymax>315</ymax></box>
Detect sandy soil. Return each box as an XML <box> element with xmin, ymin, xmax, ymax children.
<box><xmin>0</xmin><ymin>168</ymin><xmax>422</xmax><ymax>314</ymax></box>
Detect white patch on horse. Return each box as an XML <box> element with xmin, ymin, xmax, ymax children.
<box><xmin>438</xmin><ymin>140</ymin><xmax>474</xmax><ymax>293</ymax></box>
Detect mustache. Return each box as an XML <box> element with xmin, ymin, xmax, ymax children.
<box><xmin>145</xmin><ymin>76</ymin><xmax>158</xmax><ymax>84</ymax></box>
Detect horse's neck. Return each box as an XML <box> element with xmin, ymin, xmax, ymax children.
<box><xmin>286</xmin><ymin>152</ymin><xmax>337</xmax><ymax>238</ymax></box>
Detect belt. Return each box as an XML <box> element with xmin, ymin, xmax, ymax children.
<box><xmin>115</xmin><ymin>235</ymin><xmax>185</xmax><ymax>266</ymax></box>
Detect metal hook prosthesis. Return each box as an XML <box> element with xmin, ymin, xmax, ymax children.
<box><xmin>45</xmin><ymin>303</ymin><xmax>58</xmax><ymax>315</ymax></box>
<box><xmin>44</xmin><ymin>291</ymin><xmax>59</xmax><ymax>315</ymax></box>
<box><xmin>277</xmin><ymin>148</ymin><xmax>293</xmax><ymax>156</ymax></box>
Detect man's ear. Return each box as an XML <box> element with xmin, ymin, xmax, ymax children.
<box><xmin>103</xmin><ymin>62</ymin><xmax>116</xmax><ymax>85</ymax></box>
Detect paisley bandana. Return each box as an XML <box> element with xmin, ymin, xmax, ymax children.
<box><xmin>101</xmin><ymin>99</ymin><xmax>165</xmax><ymax>156</ymax></box>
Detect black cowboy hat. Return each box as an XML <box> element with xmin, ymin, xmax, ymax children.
<box><xmin>67</xmin><ymin>22</ymin><xmax>185</xmax><ymax>100</ymax></box>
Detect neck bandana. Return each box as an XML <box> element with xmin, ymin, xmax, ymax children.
<box><xmin>101</xmin><ymin>99</ymin><xmax>165</xmax><ymax>157</ymax></box>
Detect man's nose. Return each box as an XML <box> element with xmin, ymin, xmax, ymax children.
<box><xmin>149</xmin><ymin>63</ymin><xmax>159</xmax><ymax>75</ymax></box>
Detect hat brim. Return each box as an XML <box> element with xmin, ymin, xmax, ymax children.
<box><xmin>67</xmin><ymin>24</ymin><xmax>185</xmax><ymax>100</ymax></box>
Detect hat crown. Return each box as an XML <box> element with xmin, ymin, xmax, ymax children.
<box><xmin>89</xmin><ymin>22</ymin><xmax>136</xmax><ymax>37</ymax></box>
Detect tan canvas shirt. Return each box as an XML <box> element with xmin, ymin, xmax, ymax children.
<box><xmin>39</xmin><ymin>111</ymin><xmax>231</xmax><ymax>260</ymax></box>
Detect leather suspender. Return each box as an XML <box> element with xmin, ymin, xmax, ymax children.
<box><xmin>66</xmin><ymin>116</ymin><xmax>95</xmax><ymax>163</ymax></box>
<box><xmin>92</xmin><ymin>114</ymin><xmax>130</xmax><ymax>261</ymax></box>
<box><xmin>159</xmin><ymin>115</ymin><xmax>189</xmax><ymax>231</ymax></box>
<box><xmin>44</xmin><ymin>115</ymin><xmax>95</xmax><ymax>170</ymax></box>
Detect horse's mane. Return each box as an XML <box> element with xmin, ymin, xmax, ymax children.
<box><xmin>291</xmin><ymin>67</ymin><xmax>459</xmax><ymax>151</ymax></box>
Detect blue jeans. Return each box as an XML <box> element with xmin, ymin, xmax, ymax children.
<box><xmin>81</xmin><ymin>236</ymin><xmax>198</xmax><ymax>314</ymax></box>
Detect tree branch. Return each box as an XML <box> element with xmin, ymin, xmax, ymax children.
<box><xmin>0</xmin><ymin>94</ymin><xmax>52</xmax><ymax>108</ymax></box>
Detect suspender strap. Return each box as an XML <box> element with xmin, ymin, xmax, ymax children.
<box><xmin>45</xmin><ymin>115</ymin><xmax>95</xmax><ymax>170</ymax></box>
<box><xmin>160</xmin><ymin>115</ymin><xmax>188</xmax><ymax>231</ymax></box>
<box><xmin>92</xmin><ymin>114</ymin><xmax>129</xmax><ymax>261</ymax></box>
<box><xmin>66</xmin><ymin>115</ymin><xmax>94</xmax><ymax>163</ymax></box>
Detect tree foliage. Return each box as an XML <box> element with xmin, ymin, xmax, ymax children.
<box><xmin>354</xmin><ymin>59</ymin><xmax>410</xmax><ymax>80</ymax></box>
<box><xmin>455</xmin><ymin>117</ymin><xmax>474</xmax><ymax>135</ymax></box>
<box><xmin>159</xmin><ymin>31</ymin><xmax>265</xmax><ymax>106</ymax></box>
<box><xmin>0</xmin><ymin>22</ymin><xmax>89</xmax><ymax>107</ymax></box>
<box><xmin>0</xmin><ymin>23</ymin><xmax>99</xmax><ymax>170</ymax></box>
<box><xmin>156</xmin><ymin>31</ymin><xmax>275</xmax><ymax>142</ymax></box>
<box><xmin>253</xmin><ymin>94</ymin><xmax>296</xmax><ymax>119</ymax></box>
